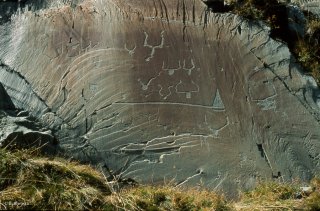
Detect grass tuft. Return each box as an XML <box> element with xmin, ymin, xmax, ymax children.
<box><xmin>242</xmin><ymin>181</ymin><xmax>299</xmax><ymax>202</ymax></box>
<box><xmin>108</xmin><ymin>185</ymin><xmax>232</xmax><ymax>211</ymax></box>
<box><xmin>1</xmin><ymin>148</ymin><xmax>320</xmax><ymax>210</ymax></box>
<box><xmin>0</xmin><ymin>148</ymin><xmax>110</xmax><ymax>210</ymax></box>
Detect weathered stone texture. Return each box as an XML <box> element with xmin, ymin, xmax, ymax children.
<box><xmin>0</xmin><ymin>0</ymin><xmax>320</xmax><ymax>195</ymax></box>
<box><xmin>0</xmin><ymin>110</ymin><xmax>56</xmax><ymax>152</ymax></box>
<box><xmin>292</xmin><ymin>0</ymin><xmax>320</xmax><ymax>16</ymax></box>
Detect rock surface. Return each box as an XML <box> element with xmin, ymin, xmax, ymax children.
<box><xmin>0</xmin><ymin>0</ymin><xmax>320</xmax><ymax>195</ymax></box>
<box><xmin>0</xmin><ymin>111</ymin><xmax>57</xmax><ymax>153</ymax></box>
<box><xmin>0</xmin><ymin>82</ymin><xmax>58</xmax><ymax>154</ymax></box>
<box><xmin>292</xmin><ymin>0</ymin><xmax>320</xmax><ymax>16</ymax></box>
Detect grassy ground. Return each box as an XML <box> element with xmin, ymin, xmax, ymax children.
<box><xmin>1</xmin><ymin>148</ymin><xmax>320</xmax><ymax>210</ymax></box>
<box><xmin>0</xmin><ymin>148</ymin><xmax>110</xmax><ymax>210</ymax></box>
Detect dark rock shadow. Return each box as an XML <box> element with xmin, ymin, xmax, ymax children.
<box><xmin>0</xmin><ymin>82</ymin><xmax>15</xmax><ymax>110</ymax></box>
<box><xmin>2</xmin><ymin>131</ymin><xmax>60</xmax><ymax>155</ymax></box>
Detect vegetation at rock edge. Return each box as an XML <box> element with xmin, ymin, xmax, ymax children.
<box><xmin>1</xmin><ymin>147</ymin><xmax>320</xmax><ymax>210</ymax></box>
<box><xmin>211</xmin><ymin>0</ymin><xmax>320</xmax><ymax>85</ymax></box>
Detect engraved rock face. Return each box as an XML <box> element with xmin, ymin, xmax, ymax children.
<box><xmin>0</xmin><ymin>0</ymin><xmax>320</xmax><ymax>195</ymax></box>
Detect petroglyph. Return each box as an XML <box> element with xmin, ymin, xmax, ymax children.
<box><xmin>212</xmin><ymin>116</ymin><xmax>230</xmax><ymax>137</ymax></box>
<box><xmin>158</xmin><ymin>84</ymin><xmax>174</xmax><ymax>100</ymax></box>
<box><xmin>183</xmin><ymin>59</ymin><xmax>197</xmax><ymax>76</ymax></box>
<box><xmin>89</xmin><ymin>83</ymin><xmax>98</xmax><ymax>94</ymax></box>
<box><xmin>248</xmin><ymin>69</ymin><xmax>278</xmax><ymax>111</ymax></box>
<box><xmin>162</xmin><ymin>59</ymin><xmax>198</xmax><ymax>76</ymax></box>
<box><xmin>143</xmin><ymin>31</ymin><xmax>165</xmax><ymax>62</ymax></box>
<box><xmin>124</xmin><ymin>43</ymin><xmax>136</xmax><ymax>56</ymax></box>
<box><xmin>137</xmin><ymin>59</ymin><xmax>204</xmax><ymax>101</ymax></box>
<box><xmin>114</xmin><ymin>102</ymin><xmax>226</xmax><ymax>111</ymax></box>
<box><xmin>175</xmin><ymin>80</ymin><xmax>200</xmax><ymax>99</ymax></box>
<box><xmin>162</xmin><ymin>60</ymin><xmax>182</xmax><ymax>76</ymax></box>
<box><xmin>256</xmin><ymin>97</ymin><xmax>277</xmax><ymax>111</ymax></box>
<box><xmin>212</xmin><ymin>89</ymin><xmax>225</xmax><ymax>110</ymax></box>
<box><xmin>138</xmin><ymin>71</ymin><xmax>162</xmax><ymax>91</ymax></box>
<box><xmin>59</xmin><ymin>48</ymin><xmax>125</xmax><ymax>92</ymax></box>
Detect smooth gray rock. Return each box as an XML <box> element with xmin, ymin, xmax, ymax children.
<box><xmin>0</xmin><ymin>0</ymin><xmax>320</xmax><ymax>196</ymax></box>
<box><xmin>0</xmin><ymin>108</ymin><xmax>58</xmax><ymax>154</ymax></box>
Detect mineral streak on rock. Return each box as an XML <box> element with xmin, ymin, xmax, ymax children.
<box><xmin>0</xmin><ymin>0</ymin><xmax>320</xmax><ymax>196</ymax></box>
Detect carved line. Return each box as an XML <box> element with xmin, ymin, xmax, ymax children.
<box><xmin>138</xmin><ymin>71</ymin><xmax>162</xmax><ymax>91</ymax></box>
<box><xmin>143</xmin><ymin>31</ymin><xmax>165</xmax><ymax>62</ymax></box>
<box><xmin>162</xmin><ymin>59</ymin><xmax>198</xmax><ymax>76</ymax></box>
<box><xmin>124</xmin><ymin>43</ymin><xmax>136</xmax><ymax>56</ymax></box>
<box><xmin>114</xmin><ymin>101</ymin><xmax>225</xmax><ymax>111</ymax></box>
<box><xmin>175</xmin><ymin>80</ymin><xmax>200</xmax><ymax>99</ymax></box>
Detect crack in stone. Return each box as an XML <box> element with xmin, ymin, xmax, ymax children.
<box><xmin>0</xmin><ymin>60</ymin><xmax>50</xmax><ymax>113</ymax></box>
<box><xmin>0</xmin><ymin>60</ymin><xmax>68</xmax><ymax>134</ymax></box>
<box><xmin>249</xmin><ymin>51</ymin><xmax>320</xmax><ymax>123</ymax></box>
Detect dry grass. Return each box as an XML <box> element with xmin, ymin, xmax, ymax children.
<box><xmin>294</xmin><ymin>39</ymin><xmax>320</xmax><ymax>83</ymax></box>
<box><xmin>0</xmin><ymin>148</ymin><xmax>111</xmax><ymax>210</ymax></box>
<box><xmin>1</xmin><ymin>148</ymin><xmax>320</xmax><ymax>210</ymax></box>
<box><xmin>108</xmin><ymin>185</ymin><xmax>232</xmax><ymax>211</ymax></box>
<box><xmin>0</xmin><ymin>148</ymin><xmax>232</xmax><ymax>210</ymax></box>
<box><xmin>233</xmin><ymin>178</ymin><xmax>320</xmax><ymax>211</ymax></box>
<box><xmin>230</xmin><ymin>0</ymin><xmax>284</xmax><ymax>26</ymax></box>
<box><xmin>234</xmin><ymin>181</ymin><xmax>302</xmax><ymax>211</ymax></box>
<box><xmin>304</xmin><ymin>178</ymin><xmax>320</xmax><ymax>211</ymax></box>
<box><xmin>291</xmin><ymin>13</ymin><xmax>320</xmax><ymax>84</ymax></box>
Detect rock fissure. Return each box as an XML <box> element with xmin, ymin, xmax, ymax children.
<box><xmin>250</xmin><ymin>51</ymin><xmax>320</xmax><ymax>123</ymax></box>
<box><xmin>0</xmin><ymin>60</ymin><xmax>50</xmax><ymax>113</ymax></box>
